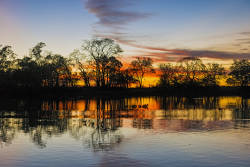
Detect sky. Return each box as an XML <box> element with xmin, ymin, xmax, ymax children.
<box><xmin>1</xmin><ymin>0</ymin><xmax>250</xmax><ymax>65</ymax></box>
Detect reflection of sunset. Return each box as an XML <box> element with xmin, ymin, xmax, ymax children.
<box><xmin>38</xmin><ymin>97</ymin><xmax>249</xmax><ymax>125</ymax></box>
<box><xmin>218</xmin><ymin>97</ymin><xmax>244</xmax><ymax>108</ymax></box>
<box><xmin>1</xmin><ymin>96</ymin><xmax>248</xmax><ymax>149</ymax></box>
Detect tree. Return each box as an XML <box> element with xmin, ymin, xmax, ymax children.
<box><xmin>130</xmin><ymin>57</ymin><xmax>155</xmax><ymax>88</ymax></box>
<box><xmin>81</xmin><ymin>38</ymin><xmax>123</xmax><ymax>87</ymax></box>
<box><xmin>202</xmin><ymin>63</ymin><xmax>225</xmax><ymax>87</ymax></box>
<box><xmin>44</xmin><ymin>54</ymin><xmax>74</xmax><ymax>87</ymax></box>
<box><xmin>30</xmin><ymin>42</ymin><xmax>46</xmax><ymax>62</ymax></box>
<box><xmin>227</xmin><ymin>59</ymin><xmax>249</xmax><ymax>87</ymax></box>
<box><xmin>121</xmin><ymin>69</ymin><xmax>137</xmax><ymax>88</ymax></box>
<box><xmin>14</xmin><ymin>42</ymin><xmax>47</xmax><ymax>87</ymax></box>
<box><xmin>0</xmin><ymin>45</ymin><xmax>16</xmax><ymax>72</ymax></box>
<box><xmin>0</xmin><ymin>45</ymin><xmax>16</xmax><ymax>87</ymax></box>
<box><xmin>180</xmin><ymin>57</ymin><xmax>205</xmax><ymax>87</ymax></box>
<box><xmin>106</xmin><ymin>56</ymin><xmax>123</xmax><ymax>87</ymax></box>
<box><xmin>14</xmin><ymin>42</ymin><xmax>75</xmax><ymax>88</ymax></box>
<box><xmin>15</xmin><ymin>56</ymin><xmax>42</xmax><ymax>87</ymax></box>
<box><xmin>70</xmin><ymin>49</ymin><xmax>92</xmax><ymax>87</ymax></box>
<box><xmin>158</xmin><ymin>63</ymin><xmax>175</xmax><ymax>87</ymax></box>
<box><xmin>16</xmin><ymin>42</ymin><xmax>47</xmax><ymax>87</ymax></box>
<box><xmin>226</xmin><ymin>77</ymin><xmax>237</xmax><ymax>87</ymax></box>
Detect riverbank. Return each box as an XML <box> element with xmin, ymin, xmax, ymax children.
<box><xmin>0</xmin><ymin>87</ymin><xmax>249</xmax><ymax>98</ymax></box>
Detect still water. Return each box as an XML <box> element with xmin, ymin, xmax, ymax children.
<box><xmin>0</xmin><ymin>96</ymin><xmax>249</xmax><ymax>167</ymax></box>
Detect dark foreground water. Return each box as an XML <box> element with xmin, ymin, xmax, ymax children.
<box><xmin>0</xmin><ymin>96</ymin><xmax>249</xmax><ymax>167</ymax></box>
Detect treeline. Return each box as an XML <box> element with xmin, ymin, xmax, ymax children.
<box><xmin>159</xmin><ymin>57</ymin><xmax>249</xmax><ymax>88</ymax></box>
<box><xmin>0</xmin><ymin>38</ymin><xmax>249</xmax><ymax>89</ymax></box>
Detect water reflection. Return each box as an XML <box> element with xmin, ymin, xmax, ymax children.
<box><xmin>0</xmin><ymin>96</ymin><xmax>249</xmax><ymax>150</ymax></box>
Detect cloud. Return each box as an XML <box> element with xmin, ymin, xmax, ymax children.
<box><xmin>96</xmin><ymin>32</ymin><xmax>250</xmax><ymax>61</ymax></box>
<box><xmin>84</xmin><ymin>0</ymin><xmax>150</xmax><ymax>28</ymax></box>
<box><xmin>133</xmin><ymin>50</ymin><xmax>250</xmax><ymax>63</ymax></box>
<box><xmin>235</xmin><ymin>39</ymin><xmax>250</xmax><ymax>45</ymax></box>
<box><xmin>95</xmin><ymin>33</ymin><xmax>187</xmax><ymax>53</ymax></box>
<box><xmin>131</xmin><ymin>51</ymin><xmax>181</xmax><ymax>63</ymax></box>
<box><xmin>240</xmin><ymin>41</ymin><xmax>250</xmax><ymax>44</ymax></box>
<box><xmin>236</xmin><ymin>38</ymin><xmax>250</xmax><ymax>41</ymax></box>
<box><xmin>185</xmin><ymin>50</ymin><xmax>250</xmax><ymax>60</ymax></box>
<box><xmin>239</xmin><ymin>31</ymin><xmax>250</xmax><ymax>35</ymax></box>
<box><xmin>234</xmin><ymin>32</ymin><xmax>250</xmax><ymax>48</ymax></box>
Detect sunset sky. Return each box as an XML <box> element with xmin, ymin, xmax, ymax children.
<box><xmin>1</xmin><ymin>0</ymin><xmax>250</xmax><ymax>66</ymax></box>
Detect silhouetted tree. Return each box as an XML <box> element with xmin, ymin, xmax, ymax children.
<box><xmin>15</xmin><ymin>56</ymin><xmax>41</xmax><ymax>87</ymax></box>
<box><xmin>121</xmin><ymin>69</ymin><xmax>137</xmax><ymax>88</ymax></box>
<box><xmin>227</xmin><ymin>59</ymin><xmax>249</xmax><ymax>87</ymax></box>
<box><xmin>81</xmin><ymin>38</ymin><xmax>123</xmax><ymax>87</ymax></box>
<box><xmin>70</xmin><ymin>49</ymin><xmax>92</xmax><ymax>87</ymax></box>
<box><xmin>158</xmin><ymin>63</ymin><xmax>176</xmax><ymax>87</ymax></box>
<box><xmin>46</xmin><ymin>54</ymin><xmax>74</xmax><ymax>87</ymax></box>
<box><xmin>14</xmin><ymin>42</ymin><xmax>74</xmax><ymax>88</ymax></box>
<box><xmin>180</xmin><ymin>57</ymin><xmax>205</xmax><ymax>87</ymax></box>
<box><xmin>0</xmin><ymin>45</ymin><xmax>16</xmax><ymax>87</ymax></box>
<box><xmin>158</xmin><ymin>60</ymin><xmax>225</xmax><ymax>88</ymax></box>
<box><xmin>31</xmin><ymin>42</ymin><xmax>46</xmax><ymax>62</ymax></box>
<box><xmin>202</xmin><ymin>63</ymin><xmax>225</xmax><ymax>87</ymax></box>
<box><xmin>130</xmin><ymin>57</ymin><xmax>155</xmax><ymax>88</ymax></box>
<box><xmin>0</xmin><ymin>45</ymin><xmax>16</xmax><ymax>71</ymax></box>
<box><xmin>106</xmin><ymin>56</ymin><xmax>123</xmax><ymax>87</ymax></box>
<box><xmin>15</xmin><ymin>42</ymin><xmax>47</xmax><ymax>87</ymax></box>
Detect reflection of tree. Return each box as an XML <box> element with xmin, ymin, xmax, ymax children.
<box><xmin>234</xmin><ymin>98</ymin><xmax>250</xmax><ymax>128</ymax></box>
<box><xmin>83</xmin><ymin>98</ymin><xmax>123</xmax><ymax>151</ymax></box>
<box><xmin>0</xmin><ymin>98</ymin><xmax>125</xmax><ymax>150</ymax></box>
<box><xmin>160</xmin><ymin>96</ymin><xmax>219</xmax><ymax>110</ymax></box>
<box><xmin>0</xmin><ymin>96</ymin><xmax>249</xmax><ymax>149</ymax></box>
<box><xmin>30</xmin><ymin>126</ymin><xmax>46</xmax><ymax>149</ymax></box>
<box><xmin>0</xmin><ymin>119</ymin><xmax>17</xmax><ymax>147</ymax></box>
<box><xmin>89</xmin><ymin>128</ymin><xmax>122</xmax><ymax>151</ymax></box>
<box><xmin>0</xmin><ymin>99</ymin><xmax>70</xmax><ymax>148</ymax></box>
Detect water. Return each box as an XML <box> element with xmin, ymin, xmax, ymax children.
<box><xmin>0</xmin><ymin>96</ymin><xmax>249</xmax><ymax>167</ymax></box>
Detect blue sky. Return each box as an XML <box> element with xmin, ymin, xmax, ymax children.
<box><xmin>1</xmin><ymin>0</ymin><xmax>250</xmax><ymax>63</ymax></box>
